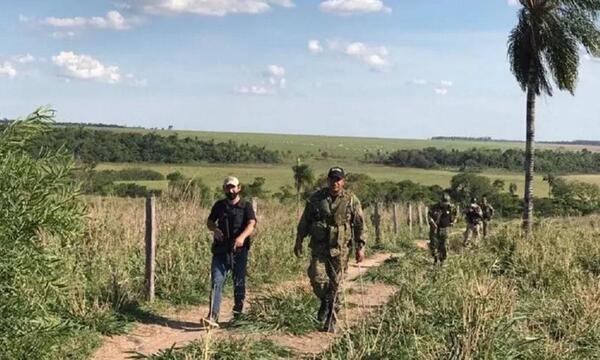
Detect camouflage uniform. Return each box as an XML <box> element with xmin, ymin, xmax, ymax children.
<box><xmin>463</xmin><ymin>202</ymin><xmax>483</xmax><ymax>246</ymax></box>
<box><xmin>480</xmin><ymin>201</ymin><xmax>495</xmax><ymax>237</ymax></box>
<box><xmin>427</xmin><ymin>198</ymin><xmax>457</xmax><ymax>265</ymax></box>
<box><xmin>296</xmin><ymin>188</ymin><xmax>366</xmax><ymax>329</ymax></box>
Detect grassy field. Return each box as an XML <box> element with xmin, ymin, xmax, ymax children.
<box><xmin>103</xmin><ymin>160</ymin><xmax>556</xmax><ymax>197</ymax></box>
<box><xmin>90</xmin><ymin>126</ymin><xmax>600</xmax><ymax>159</ymax></box>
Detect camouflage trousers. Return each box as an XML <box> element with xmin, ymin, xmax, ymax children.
<box><xmin>463</xmin><ymin>222</ymin><xmax>481</xmax><ymax>246</ymax></box>
<box><xmin>482</xmin><ymin>220</ymin><xmax>491</xmax><ymax>237</ymax></box>
<box><xmin>307</xmin><ymin>246</ymin><xmax>349</xmax><ymax>308</ymax></box>
<box><xmin>429</xmin><ymin>227</ymin><xmax>449</xmax><ymax>263</ymax></box>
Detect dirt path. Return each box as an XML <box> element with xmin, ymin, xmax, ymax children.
<box><xmin>92</xmin><ymin>252</ymin><xmax>396</xmax><ymax>360</ymax></box>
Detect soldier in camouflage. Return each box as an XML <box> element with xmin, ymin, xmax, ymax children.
<box><xmin>294</xmin><ymin>167</ymin><xmax>366</xmax><ymax>333</ymax></box>
<box><xmin>427</xmin><ymin>193</ymin><xmax>457</xmax><ymax>265</ymax></box>
<box><xmin>463</xmin><ymin>197</ymin><xmax>483</xmax><ymax>247</ymax></box>
<box><xmin>480</xmin><ymin>196</ymin><xmax>495</xmax><ymax>238</ymax></box>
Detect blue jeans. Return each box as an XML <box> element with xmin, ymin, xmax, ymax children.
<box><xmin>208</xmin><ymin>247</ymin><xmax>248</xmax><ymax>320</ymax></box>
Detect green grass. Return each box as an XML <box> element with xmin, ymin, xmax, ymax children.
<box><xmin>88</xmin><ymin>126</ymin><xmax>598</xmax><ymax>159</ymax></box>
<box><xmin>132</xmin><ymin>338</ymin><xmax>293</xmax><ymax>359</ymax></box>
<box><xmin>322</xmin><ymin>216</ymin><xmax>600</xmax><ymax>359</ymax></box>
<box><xmin>232</xmin><ymin>286</ymin><xmax>321</xmax><ymax>335</ymax></box>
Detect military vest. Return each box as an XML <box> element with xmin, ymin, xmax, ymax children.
<box><xmin>307</xmin><ymin>189</ymin><xmax>354</xmax><ymax>255</ymax></box>
<box><xmin>433</xmin><ymin>202</ymin><xmax>455</xmax><ymax>228</ymax></box>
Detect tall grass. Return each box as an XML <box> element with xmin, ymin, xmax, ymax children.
<box><xmin>323</xmin><ymin>216</ymin><xmax>600</xmax><ymax>359</ymax></box>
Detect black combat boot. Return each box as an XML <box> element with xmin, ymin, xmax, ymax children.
<box><xmin>317</xmin><ymin>298</ymin><xmax>330</xmax><ymax>322</ymax></box>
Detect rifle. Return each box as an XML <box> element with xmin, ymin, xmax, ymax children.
<box><xmin>224</xmin><ymin>212</ymin><xmax>235</xmax><ymax>268</ymax></box>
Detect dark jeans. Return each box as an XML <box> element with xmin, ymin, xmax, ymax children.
<box><xmin>208</xmin><ymin>247</ymin><xmax>248</xmax><ymax>320</ymax></box>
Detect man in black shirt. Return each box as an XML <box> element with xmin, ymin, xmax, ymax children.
<box><xmin>204</xmin><ymin>176</ymin><xmax>256</xmax><ymax>328</ymax></box>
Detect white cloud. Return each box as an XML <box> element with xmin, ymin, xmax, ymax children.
<box><xmin>12</xmin><ymin>54</ymin><xmax>35</xmax><ymax>64</ymax></box>
<box><xmin>126</xmin><ymin>73</ymin><xmax>149</xmax><ymax>87</ymax></box>
<box><xmin>51</xmin><ymin>31</ymin><xmax>77</xmax><ymax>39</ymax></box>
<box><xmin>41</xmin><ymin>11</ymin><xmax>138</xmax><ymax>31</ymax></box>
<box><xmin>235</xmin><ymin>85</ymin><xmax>271</xmax><ymax>95</ymax></box>
<box><xmin>319</xmin><ymin>0</ymin><xmax>391</xmax><ymax>15</ymax></box>
<box><xmin>267</xmin><ymin>64</ymin><xmax>285</xmax><ymax>77</ymax></box>
<box><xmin>52</xmin><ymin>51</ymin><xmax>122</xmax><ymax>84</ymax></box>
<box><xmin>411</xmin><ymin>79</ymin><xmax>427</xmax><ymax>85</ymax></box>
<box><xmin>308</xmin><ymin>40</ymin><xmax>324</xmax><ymax>54</ymax></box>
<box><xmin>131</xmin><ymin>0</ymin><xmax>293</xmax><ymax>16</ymax></box>
<box><xmin>0</xmin><ymin>62</ymin><xmax>17</xmax><ymax>78</ymax></box>
<box><xmin>434</xmin><ymin>88</ymin><xmax>448</xmax><ymax>95</ymax></box>
<box><xmin>440</xmin><ymin>80</ymin><xmax>453</xmax><ymax>87</ymax></box>
<box><xmin>343</xmin><ymin>42</ymin><xmax>390</xmax><ymax>71</ymax></box>
<box><xmin>507</xmin><ymin>0</ymin><xmax>520</xmax><ymax>7</ymax></box>
<box><xmin>236</xmin><ymin>64</ymin><xmax>286</xmax><ymax>95</ymax></box>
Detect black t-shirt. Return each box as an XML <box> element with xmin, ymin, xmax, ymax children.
<box><xmin>208</xmin><ymin>198</ymin><xmax>256</xmax><ymax>253</ymax></box>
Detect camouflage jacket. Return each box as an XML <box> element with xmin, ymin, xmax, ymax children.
<box><xmin>481</xmin><ymin>203</ymin><xmax>495</xmax><ymax>220</ymax></box>
<box><xmin>428</xmin><ymin>201</ymin><xmax>457</xmax><ymax>229</ymax></box>
<box><xmin>465</xmin><ymin>203</ymin><xmax>484</xmax><ymax>224</ymax></box>
<box><xmin>296</xmin><ymin>188</ymin><xmax>366</xmax><ymax>255</ymax></box>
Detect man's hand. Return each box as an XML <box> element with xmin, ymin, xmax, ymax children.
<box><xmin>234</xmin><ymin>236</ymin><xmax>245</xmax><ymax>250</ymax></box>
<box><xmin>355</xmin><ymin>248</ymin><xmax>365</xmax><ymax>263</ymax></box>
<box><xmin>213</xmin><ymin>228</ymin><xmax>224</xmax><ymax>241</ymax></box>
<box><xmin>294</xmin><ymin>241</ymin><xmax>303</xmax><ymax>258</ymax></box>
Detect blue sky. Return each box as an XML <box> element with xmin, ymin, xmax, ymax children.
<box><xmin>1</xmin><ymin>0</ymin><xmax>599</xmax><ymax>140</ymax></box>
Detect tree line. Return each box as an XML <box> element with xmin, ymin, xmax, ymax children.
<box><xmin>6</xmin><ymin>125</ymin><xmax>282</xmax><ymax>164</ymax></box>
<box><xmin>366</xmin><ymin>147</ymin><xmax>600</xmax><ymax>174</ymax></box>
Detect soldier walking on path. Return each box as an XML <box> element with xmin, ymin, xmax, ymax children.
<box><xmin>480</xmin><ymin>196</ymin><xmax>495</xmax><ymax>238</ymax></box>
<box><xmin>463</xmin><ymin>197</ymin><xmax>483</xmax><ymax>247</ymax></box>
<box><xmin>294</xmin><ymin>167</ymin><xmax>367</xmax><ymax>333</ymax></box>
<box><xmin>427</xmin><ymin>193</ymin><xmax>457</xmax><ymax>266</ymax></box>
<box><xmin>203</xmin><ymin>176</ymin><xmax>257</xmax><ymax>328</ymax></box>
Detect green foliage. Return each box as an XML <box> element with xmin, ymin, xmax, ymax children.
<box><xmin>0</xmin><ymin>108</ymin><xmax>96</xmax><ymax>359</ymax></box>
<box><xmin>370</xmin><ymin>146</ymin><xmax>600</xmax><ymax>174</ymax></box>
<box><xmin>15</xmin><ymin>125</ymin><xmax>282</xmax><ymax>164</ymax></box>
<box><xmin>232</xmin><ymin>287</ymin><xmax>321</xmax><ymax>335</ymax></box>
<box><xmin>243</xmin><ymin>177</ymin><xmax>270</xmax><ymax>199</ymax></box>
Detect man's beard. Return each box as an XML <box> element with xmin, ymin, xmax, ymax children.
<box><xmin>226</xmin><ymin>192</ymin><xmax>238</xmax><ymax>200</ymax></box>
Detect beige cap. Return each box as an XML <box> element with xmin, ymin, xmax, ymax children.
<box><xmin>223</xmin><ymin>176</ymin><xmax>240</xmax><ymax>187</ymax></box>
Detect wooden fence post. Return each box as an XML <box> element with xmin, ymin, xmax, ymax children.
<box><xmin>371</xmin><ymin>202</ymin><xmax>382</xmax><ymax>245</ymax></box>
<box><xmin>392</xmin><ymin>203</ymin><xmax>398</xmax><ymax>235</ymax></box>
<box><xmin>145</xmin><ymin>195</ymin><xmax>156</xmax><ymax>303</ymax></box>
<box><xmin>252</xmin><ymin>198</ymin><xmax>258</xmax><ymax>215</ymax></box>
<box><xmin>408</xmin><ymin>203</ymin><xmax>413</xmax><ymax>234</ymax></box>
<box><xmin>417</xmin><ymin>203</ymin><xmax>423</xmax><ymax>230</ymax></box>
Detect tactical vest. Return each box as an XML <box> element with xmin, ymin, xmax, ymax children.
<box><xmin>433</xmin><ymin>202</ymin><xmax>454</xmax><ymax>228</ymax></box>
<box><xmin>308</xmin><ymin>190</ymin><xmax>354</xmax><ymax>256</ymax></box>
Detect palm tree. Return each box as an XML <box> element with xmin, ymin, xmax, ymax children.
<box><xmin>292</xmin><ymin>158</ymin><xmax>314</xmax><ymax>217</ymax></box>
<box><xmin>508</xmin><ymin>0</ymin><xmax>600</xmax><ymax>234</ymax></box>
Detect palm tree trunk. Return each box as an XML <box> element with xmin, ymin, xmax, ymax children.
<box><xmin>522</xmin><ymin>81</ymin><xmax>536</xmax><ymax>235</ymax></box>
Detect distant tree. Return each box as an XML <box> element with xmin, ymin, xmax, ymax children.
<box><xmin>508</xmin><ymin>0</ymin><xmax>600</xmax><ymax>234</ymax></box>
<box><xmin>292</xmin><ymin>158</ymin><xmax>314</xmax><ymax>217</ymax></box>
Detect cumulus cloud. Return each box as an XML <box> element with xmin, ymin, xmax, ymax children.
<box><xmin>319</xmin><ymin>0</ymin><xmax>391</xmax><ymax>15</ymax></box>
<box><xmin>41</xmin><ymin>11</ymin><xmax>139</xmax><ymax>30</ymax></box>
<box><xmin>308</xmin><ymin>40</ymin><xmax>324</xmax><ymax>54</ymax></box>
<box><xmin>52</xmin><ymin>51</ymin><xmax>122</xmax><ymax>84</ymax></box>
<box><xmin>408</xmin><ymin>78</ymin><xmax>454</xmax><ymax>95</ymax></box>
<box><xmin>235</xmin><ymin>64</ymin><xmax>286</xmax><ymax>95</ymax></box>
<box><xmin>130</xmin><ymin>0</ymin><xmax>294</xmax><ymax>16</ymax></box>
<box><xmin>434</xmin><ymin>88</ymin><xmax>448</xmax><ymax>95</ymax></box>
<box><xmin>0</xmin><ymin>62</ymin><xmax>17</xmax><ymax>78</ymax></box>
<box><xmin>440</xmin><ymin>80</ymin><xmax>453</xmax><ymax>87</ymax></box>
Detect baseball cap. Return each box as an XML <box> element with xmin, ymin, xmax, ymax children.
<box><xmin>223</xmin><ymin>176</ymin><xmax>240</xmax><ymax>187</ymax></box>
<box><xmin>327</xmin><ymin>167</ymin><xmax>345</xmax><ymax>179</ymax></box>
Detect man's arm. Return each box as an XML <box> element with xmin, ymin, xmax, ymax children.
<box><xmin>294</xmin><ymin>202</ymin><xmax>311</xmax><ymax>257</ymax></box>
<box><xmin>233</xmin><ymin>219</ymin><xmax>257</xmax><ymax>249</ymax></box>
<box><xmin>207</xmin><ymin>203</ymin><xmax>224</xmax><ymax>241</ymax></box>
<box><xmin>351</xmin><ymin>196</ymin><xmax>367</xmax><ymax>263</ymax></box>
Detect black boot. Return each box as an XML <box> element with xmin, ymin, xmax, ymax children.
<box><xmin>323</xmin><ymin>305</ymin><xmax>337</xmax><ymax>333</ymax></box>
<box><xmin>317</xmin><ymin>299</ymin><xmax>329</xmax><ymax>322</ymax></box>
